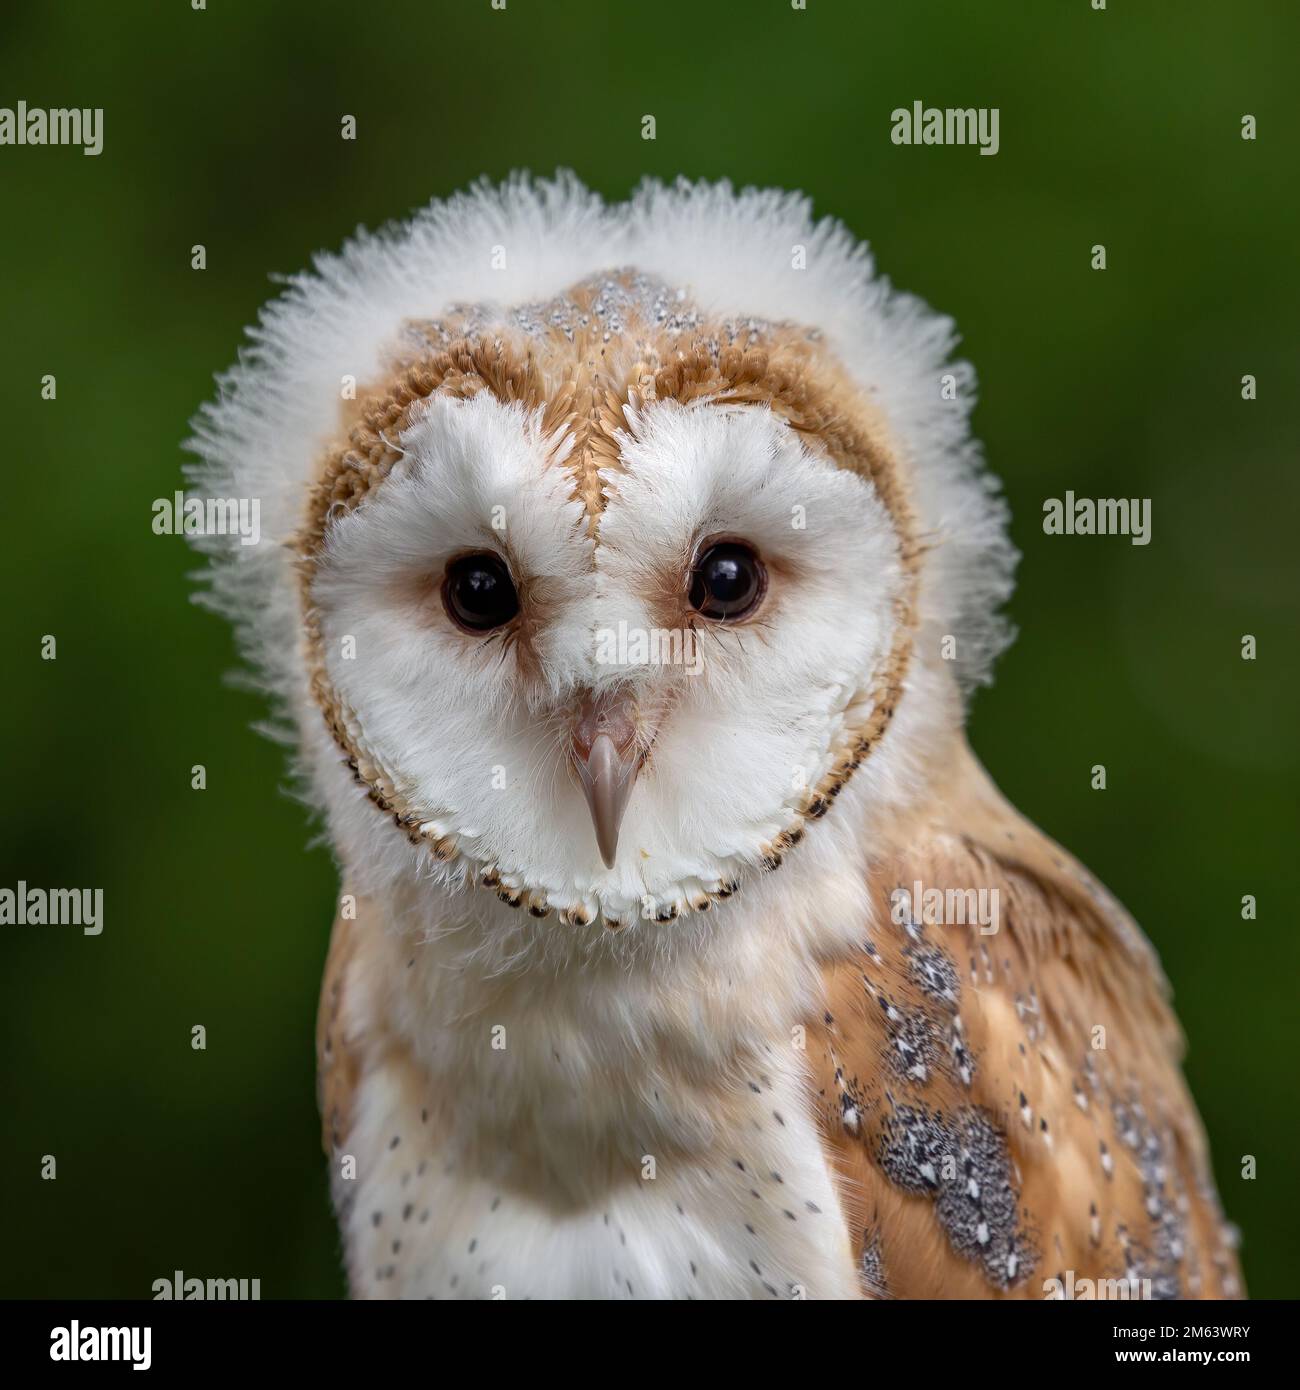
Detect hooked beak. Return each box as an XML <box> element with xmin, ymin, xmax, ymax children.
<box><xmin>571</xmin><ymin>690</ymin><xmax>642</xmax><ymax>870</ymax></box>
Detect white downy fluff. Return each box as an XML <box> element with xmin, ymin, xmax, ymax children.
<box><xmin>185</xmin><ymin>170</ymin><xmax>1017</xmax><ymax>940</ymax></box>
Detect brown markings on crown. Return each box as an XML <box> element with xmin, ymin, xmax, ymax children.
<box><xmin>293</xmin><ymin>273</ymin><xmax>924</xmax><ymax>916</ymax></box>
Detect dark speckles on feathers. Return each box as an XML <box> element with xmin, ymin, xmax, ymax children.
<box><xmin>1110</xmin><ymin>1094</ymin><xmax>1185</xmax><ymax>1298</ymax></box>
<box><xmin>860</xmin><ymin>1228</ymin><xmax>888</xmax><ymax>1297</ymax></box>
<box><xmin>877</xmin><ymin>1101</ymin><xmax>1036</xmax><ymax>1290</ymax></box>
<box><xmin>877</xmin><ymin>1102</ymin><xmax>948</xmax><ymax>1193</ymax></box>
<box><xmin>839</xmin><ymin>1084</ymin><xmax>864</xmax><ymax>1133</ymax></box>
<box><xmin>875</xmin><ymin>993</ymin><xmax>944</xmax><ymax>1086</ymax></box>
<box><xmin>906</xmin><ymin>944</ymin><xmax>961</xmax><ymax>1007</ymax></box>
<box><xmin>950</xmin><ymin>1017</ymin><xmax>976</xmax><ymax>1087</ymax></box>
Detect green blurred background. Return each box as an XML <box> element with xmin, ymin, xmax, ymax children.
<box><xmin>1</xmin><ymin>0</ymin><xmax>1295</xmax><ymax>1298</ymax></box>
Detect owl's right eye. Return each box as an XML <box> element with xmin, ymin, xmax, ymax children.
<box><xmin>441</xmin><ymin>552</ymin><xmax>520</xmax><ymax>632</ymax></box>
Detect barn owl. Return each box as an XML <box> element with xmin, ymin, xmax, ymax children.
<box><xmin>189</xmin><ymin>173</ymin><xmax>1241</xmax><ymax>1300</ymax></box>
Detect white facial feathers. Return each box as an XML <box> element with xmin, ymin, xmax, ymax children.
<box><xmin>311</xmin><ymin>393</ymin><xmax>901</xmax><ymax>920</ymax></box>
<box><xmin>186</xmin><ymin>172</ymin><xmax>1018</xmax><ymax>927</ymax></box>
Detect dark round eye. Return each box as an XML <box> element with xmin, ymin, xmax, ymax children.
<box><xmin>688</xmin><ymin>541</ymin><xmax>766</xmax><ymax>621</ymax></box>
<box><xmin>442</xmin><ymin>552</ymin><xmax>520</xmax><ymax>632</ymax></box>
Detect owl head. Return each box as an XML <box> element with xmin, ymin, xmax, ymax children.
<box><xmin>188</xmin><ymin>173</ymin><xmax>1015</xmax><ymax>931</ymax></box>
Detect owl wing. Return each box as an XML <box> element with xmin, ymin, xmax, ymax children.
<box><xmin>807</xmin><ymin>739</ymin><xmax>1242</xmax><ymax>1300</ymax></box>
<box><xmin>316</xmin><ymin>897</ymin><xmax>366</xmax><ymax>1159</ymax></box>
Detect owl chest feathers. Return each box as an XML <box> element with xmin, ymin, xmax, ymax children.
<box><xmin>325</xmin><ymin>886</ymin><xmax>865</xmax><ymax>1300</ymax></box>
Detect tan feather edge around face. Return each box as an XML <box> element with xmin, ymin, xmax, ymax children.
<box><xmin>293</xmin><ymin>304</ymin><xmax>922</xmax><ymax>927</ymax></box>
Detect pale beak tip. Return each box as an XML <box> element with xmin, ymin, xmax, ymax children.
<box><xmin>575</xmin><ymin>730</ymin><xmax>638</xmax><ymax>872</ymax></box>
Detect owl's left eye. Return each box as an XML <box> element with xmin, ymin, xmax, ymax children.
<box><xmin>688</xmin><ymin>541</ymin><xmax>767</xmax><ymax>621</ymax></box>
<box><xmin>442</xmin><ymin>552</ymin><xmax>520</xmax><ymax>632</ymax></box>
